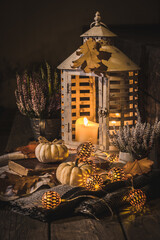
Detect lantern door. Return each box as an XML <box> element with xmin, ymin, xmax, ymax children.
<box><xmin>61</xmin><ymin>71</ymin><xmax>99</xmax><ymax>145</ymax></box>
<box><xmin>71</xmin><ymin>75</ymin><xmax>97</xmax><ymax>142</ymax></box>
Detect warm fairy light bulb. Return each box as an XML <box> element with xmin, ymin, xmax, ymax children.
<box><xmin>128</xmin><ymin>189</ymin><xmax>146</xmax><ymax>211</ymax></box>
<box><xmin>42</xmin><ymin>191</ymin><xmax>62</xmax><ymax>209</ymax></box>
<box><xmin>84</xmin><ymin>117</ymin><xmax>88</xmax><ymax>126</ymax></box>
<box><xmin>77</xmin><ymin>141</ymin><xmax>94</xmax><ymax>162</ymax></box>
<box><xmin>108</xmin><ymin>167</ymin><xmax>126</xmax><ymax>182</ymax></box>
<box><xmin>107</xmin><ymin>154</ymin><xmax>119</xmax><ymax>163</ymax></box>
<box><xmin>81</xmin><ymin>173</ymin><xmax>104</xmax><ymax>191</ymax></box>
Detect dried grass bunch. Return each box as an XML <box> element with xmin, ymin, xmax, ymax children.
<box><xmin>15</xmin><ymin>62</ymin><xmax>60</xmax><ymax>119</ymax></box>
<box><xmin>107</xmin><ymin>110</ymin><xmax>160</xmax><ymax>159</ymax></box>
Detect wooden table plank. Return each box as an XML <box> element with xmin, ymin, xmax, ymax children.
<box><xmin>51</xmin><ymin>215</ymin><xmax>125</xmax><ymax>240</ymax></box>
<box><xmin>0</xmin><ymin>208</ymin><xmax>48</xmax><ymax>240</ymax></box>
<box><xmin>118</xmin><ymin>198</ymin><xmax>160</xmax><ymax>240</ymax></box>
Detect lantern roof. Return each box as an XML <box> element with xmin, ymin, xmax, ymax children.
<box><xmin>81</xmin><ymin>12</ymin><xmax>117</xmax><ymax>38</ymax></box>
<box><xmin>57</xmin><ymin>12</ymin><xmax>140</xmax><ymax>72</ymax></box>
<box><xmin>57</xmin><ymin>45</ymin><xmax>139</xmax><ymax>72</ymax></box>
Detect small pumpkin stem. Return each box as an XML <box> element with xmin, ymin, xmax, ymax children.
<box><xmin>38</xmin><ymin>136</ymin><xmax>50</xmax><ymax>144</ymax></box>
<box><xmin>75</xmin><ymin>157</ymin><xmax>80</xmax><ymax>167</ymax></box>
<box><xmin>38</xmin><ymin>136</ymin><xmax>64</xmax><ymax>145</ymax></box>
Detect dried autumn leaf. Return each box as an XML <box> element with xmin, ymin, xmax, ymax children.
<box><xmin>6</xmin><ymin>172</ymin><xmax>40</xmax><ymax>195</ymax></box>
<box><xmin>72</xmin><ymin>38</ymin><xmax>101</xmax><ymax>73</ymax></box>
<box><xmin>123</xmin><ymin>158</ymin><xmax>154</xmax><ymax>176</ymax></box>
<box><xmin>16</xmin><ymin>141</ymin><xmax>38</xmax><ymax>158</ymax></box>
<box><xmin>72</xmin><ymin>38</ymin><xmax>111</xmax><ymax>75</ymax></box>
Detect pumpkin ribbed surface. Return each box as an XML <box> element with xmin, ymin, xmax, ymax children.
<box><xmin>56</xmin><ymin>161</ymin><xmax>93</xmax><ymax>186</ymax></box>
<box><xmin>35</xmin><ymin>143</ymin><xmax>69</xmax><ymax>163</ymax></box>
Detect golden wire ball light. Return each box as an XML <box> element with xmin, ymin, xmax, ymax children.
<box><xmin>83</xmin><ymin>174</ymin><xmax>104</xmax><ymax>191</ymax></box>
<box><xmin>77</xmin><ymin>142</ymin><xmax>93</xmax><ymax>159</ymax></box>
<box><xmin>42</xmin><ymin>191</ymin><xmax>61</xmax><ymax>209</ymax></box>
<box><xmin>108</xmin><ymin>167</ymin><xmax>126</xmax><ymax>182</ymax></box>
<box><xmin>128</xmin><ymin>189</ymin><xmax>146</xmax><ymax>210</ymax></box>
<box><xmin>107</xmin><ymin>154</ymin><xmax>118</xmax><ymax>163</ymax></box>
<box><xmin>77</xmin><ymin>141</ymin><xmax>94</xmax><ymax>164</ymax></box>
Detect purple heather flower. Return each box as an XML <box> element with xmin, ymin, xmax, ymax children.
<box><xmin>15</xmin><ymin>65</ymin><xmax>60</xmax><ymax>118</ymax></box>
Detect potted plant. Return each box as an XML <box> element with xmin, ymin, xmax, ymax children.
<box><xmin>107</xmin><ymin>110</ymin><xmax>160</xmax><ymax>163</ymax></box>
<box><xmin>15</xmin><ymin>62</ymin><xmax>61</xmax><ymax>141</ymax></box>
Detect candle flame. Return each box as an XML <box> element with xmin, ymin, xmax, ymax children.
<box><xmin>84</xmin><ymin>117</ymin><xmax>88</xmax><ymax>126</ymax></box>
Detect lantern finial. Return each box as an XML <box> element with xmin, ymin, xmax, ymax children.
<box><xmin>94</xmin><ymin>12</ymin><xmax>101</xmax><ymax>26</ymax></box>
<box><xmin>90</xmin><ymin>12</ymin><xmax>107</xmax><ymax>28</ymax></box>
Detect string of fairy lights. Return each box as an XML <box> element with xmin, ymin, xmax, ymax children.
<box><xmin>41</xmin><ymin>141</ymin><xmax>147</xmax><ymax>213</ymax></box>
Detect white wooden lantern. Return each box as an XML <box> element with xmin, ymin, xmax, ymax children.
<box><xmin>57</xmin><ymin>12</ymin><xmax>139</xmax><ymax>150</ymax></box>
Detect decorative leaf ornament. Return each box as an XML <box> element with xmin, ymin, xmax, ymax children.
<box><xmin>123</xmin><ymin>158</ymin><xmax>154</xmax><ymax>177</ymax></box>
<box><xmin>72</xmin><ymin>38</ymin><xmax>100</xmax><ymax>73</ymax></box>
<box><xmin>72</xmin><ymin>38</ymin><xmax>111</xmax><ymax>75</ymax></box>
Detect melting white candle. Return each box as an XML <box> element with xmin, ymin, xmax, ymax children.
<box><xmin>75</xmin><ymin>117</ymin><xmax>99</xmax><ymax>144</ymax></box>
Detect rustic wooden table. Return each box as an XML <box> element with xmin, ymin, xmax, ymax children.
<box><xmin>1</xmin><ymin>113</ymin><xmax>160</xmax><ymax>240</ymax></box>
<box><xmin>1</xmin><ymin>199</ymin><xmax>160</xmax><ymax>240</ymax></box>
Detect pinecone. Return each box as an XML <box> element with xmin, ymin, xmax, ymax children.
<box><xmin>42</xmin><ymin>191</ymin><xmax>61</xmax><ymax>209</ymax></box>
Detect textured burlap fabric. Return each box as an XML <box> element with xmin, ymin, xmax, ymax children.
<box><xmin>5</xmin><ymin>170</ymin><xmax>160</xmax><ymax>222</ymax></box>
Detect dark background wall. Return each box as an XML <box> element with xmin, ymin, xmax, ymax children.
<box><xmin>0</xmin><ymin>0</ymin><xmax>160</xmax><ymax>159</ymax></box>
<box><xmin>0</xmin><ymin>0</ymin><xmax>160</xmax><ymax>109</ymax></box>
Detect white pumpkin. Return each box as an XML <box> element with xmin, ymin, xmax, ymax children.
<box><xmin>56</xmin><ymin>160</ymin><xmax>93</xmax><ymax>186</ymax></box>
<box><xmin>35</xmin><ymin>138</ymin><xmax>69</xmax><ymax>163</ymax></box>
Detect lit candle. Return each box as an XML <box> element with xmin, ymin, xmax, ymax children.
<box><xmin>75</xmin><ymin>117</ymin><xmax>99</xmax><ymax>144</ymax></box>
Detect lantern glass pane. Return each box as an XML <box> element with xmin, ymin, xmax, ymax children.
<box><xmin>109</xmin><ymin>121</ymin><xmax>121</xmax><ymax>127</ymax></box>
<box><xmin>109</xmin><ymin>113</ymin><xmax>121</xmax><ymax>118</ymax></box>
<box><xmin>124</xmin><ymin>120</ymin><xmax>133</xmax><ymax>125</ymax></box>
<box><xmin>70</xmin><ymin>75</ymin><xmax>99</xmax><ymax>144</ymax></box>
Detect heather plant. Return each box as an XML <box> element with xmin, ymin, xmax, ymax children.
<box><xmin>15</xmin><ymin>62</ymin><xmax>60</xmax><ymax>119</ymax></box>
<box><xmin>107</xmin><ymin>109</ymin><xmax>160</xmax><ymax>160</ymax></box>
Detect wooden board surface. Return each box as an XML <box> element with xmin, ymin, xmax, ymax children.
<box><xmin>0</xmin><ymin>208</ymin><xmax>48</xmax><ymax>240</ymax></box>
<box><xmin>51</xmin><ymin>215</ymin><xmax>124</xmax><ymax>240</ymax></box>
<box><xmin>118</xmin><ymin>198</ymin><xmax>160</xmax><ymax>240</ymax></box>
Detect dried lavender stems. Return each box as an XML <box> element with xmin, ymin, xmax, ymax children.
<box><xmin>107</xmin><ymin>110</ymin><xmax>160</xmax><ymax>160</ymax></box>
<box><xmin>15</xmin><ymin>62</ymin><xmax>60</xmax><ymax>119</ymax></box>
